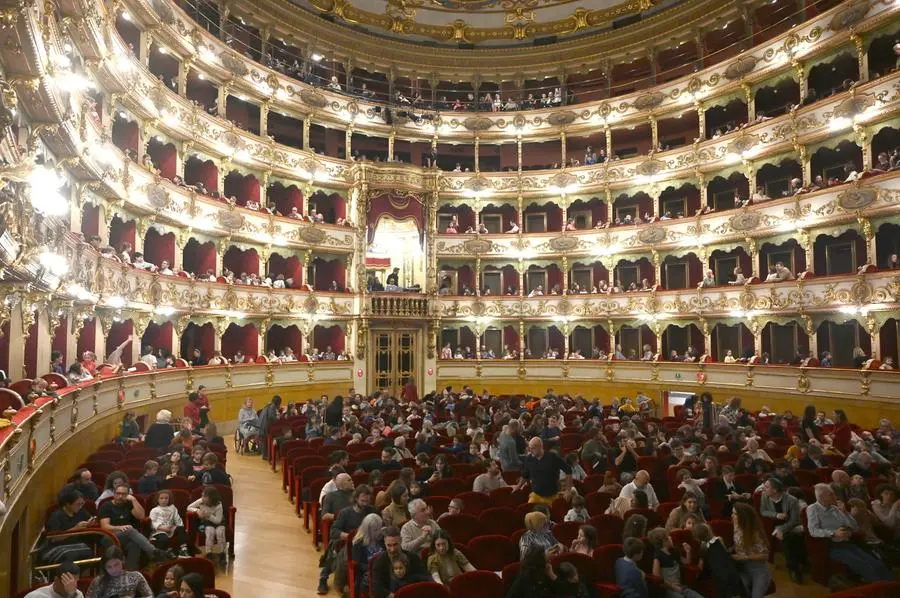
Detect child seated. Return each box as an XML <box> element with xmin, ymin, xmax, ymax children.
<box><xmin>692</xmin><ymin>523</ymin><xmax>743</xmax><ymax>598</ymax></box>
<box><xmin>556</xmin><ymin>561</ymin><xmax>591</xmax><ymax>597</ymax></box>
<box><xmin>389</xmin><ymin>553</ymin><xmax>430</xmax><ymax>592</ymax></box>
<box><xmin>137</xmin><ymin>459</ymin><xmax>161</xmax><ymax>495</ymax></box>
<box><xmin>615</xmin><ymin>537</ymin><xmax>649</xmax><ymax>597</ymax></box>
<box><xmin>150</xmin><ymin>490</ymin><xmax>194</xmax><ymax>558</ymax></box>
<box><xmin>199</xmin><ymin>452</ymin><xmax>231</xmax><ymax>486</ymax></box>
<box><xmin>187</xmin><ymin>486</ymin><xmax>227</xmax><ymax>564</ymax></box>
<box><xmin>564</xmin><ymin>494</ymin><xmax>590</xmax><ymax>523</ymax></box>
<box><xmin>648</xmin><ymin>527</ymin><xmax>703</xmax><ymax>598</ymax></box>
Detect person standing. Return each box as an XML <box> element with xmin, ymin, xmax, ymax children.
<box><xmin>516</xmin><ymin>437</ymin><xmax>571</xmax><ymax>505</ymax></box>
<box><xmin>759</xmin><ymin>477</ymin><xmax>806</xmax><ymax>582</ymax></box>
<box><xmin>257</xmin><ymin>395</ymin><xmax>282</xmax><ymax>460</ymax></box>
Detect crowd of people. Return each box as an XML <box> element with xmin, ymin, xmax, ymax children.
<box><xmin>267</xmin><ymin>387</ymin><xmax>900</xmax><ymax>597</ymax></box>
<box><xmin>26</xmin><ymin>388</ymin><xmax>233</xmax><ymax>598</ymax></box>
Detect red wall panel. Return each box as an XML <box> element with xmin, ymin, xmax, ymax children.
<box><xmin>222</xmin><ymin>323</ymin><xmax>258</xmax><ymax>360</ymax></box>
<box><xmin>313</xmin><ymin>325</ymin><xmax>345</xmax><ymax>355</ymax></box>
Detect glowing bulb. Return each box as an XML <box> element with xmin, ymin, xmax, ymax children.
<box><xmin>28</xmin><ymin>166</ymin><xmax>69</xmax><ymax>216</ymax></box>
<box><xmin>39</xmin><ymin>251</ymin><xmax>69</xmax><ymax>276</ymax></box>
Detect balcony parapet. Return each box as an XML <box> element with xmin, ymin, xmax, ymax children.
<box><xmin>435</xmin><ymin>173</ymin><xmax>900</xmax><ymax>259</ymax></box>
<box><xmin>109</xmin><ymin>0</ymin><xmax>897</xmax><ymax>140</ymax></box>
<box><xmin>436</xmin><ymin>269</ymin><xmax>900</xmax><ymax>321</ymax></box>
<box><xmin>435</xmin><ymin>360</ymin><xmax>899</xmax><ymax>403</ymax></box>
<box><xmin>368</xmin><ymin>294</ymin><xmax>430</xmax><ymax>318</ymax></box>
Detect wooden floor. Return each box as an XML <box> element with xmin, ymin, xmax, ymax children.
<box><xmin>217</xmin><ymin>453</ymin><xmax>830</xmax><ymax>598</ymax></box>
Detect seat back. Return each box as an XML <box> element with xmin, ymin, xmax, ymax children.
<box><xmin>448</xmin><ymin>570</ymin><xmax>503</xmax><ymax>598</ymax></box>
<box><xmin>0</xmin><ymin>388</ymin><xmax>26</xmax><ymax>413</ymax></box>
<box><xmin>454</xmin><ymin>491</ymin><xmax>492</xmax><ymax>515</ymax></box>
<box><xmin>551</xmin><ymin>551</ymin><xmax>597</xmax><ymax>586</ymax></box>
<box><xmin>394</xmin><ymin>582</ymin><xmax>450</xmax><ymax>598</ymax></box>
<box><xmin>437</xmin><ymin>513</ymin><xmax>479</xmax><ymax>544</ymax></box>
<box><xmin>477</xmin><ymin>507</ymin><xmax>521</xmax><ymax>537</ymax></box>
<box><xmin>592</xmin><ymin>544</ymin><xmax>624</xmax><ymax>583</ymax></box>
<box><xmin>150</xmin><ymin>557</ymin><xmax>216</xmax><ymax>592</ymax></box>
<box><xmin>552</xmin><ymin>520</ymin><xmax>582</xmax><ymax>548</ymax></box>
<box><xmin>41</xmin><ymin>372</ymin><xmax>68</xmax><ymax>390</ymax></box>
<box><xmin>465</xmin><ymin>535</ymin><xmax>518</xmax><ymax>571</ymax></box>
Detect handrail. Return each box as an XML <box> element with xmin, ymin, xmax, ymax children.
<box><xmin>175</xmin><ymin>0</ymin><xmax>830</xmax><ymax>110</ymax></box>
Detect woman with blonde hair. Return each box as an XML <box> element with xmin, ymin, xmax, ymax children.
<box><xmin>351</xmin><ymin>513</ymin><xmax>384</xmax><ymax>596</ymax></box>
<box><xmin>518</xmin><ymin>511</ymin><xmax>562</xmax><ymax>559</ymax></box>
<box><xmin>732</xmin><ymin>502</ymin><xmax>770</xmax><ymax>598</ymax></box>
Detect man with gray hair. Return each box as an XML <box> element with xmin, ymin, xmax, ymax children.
<box><xmin>807</xmin><ymin>483</ymin><xmax>894</xmax><ymax>583</ymax></box>
<box><xmin>498</xmin><ymin>421</ymin><xmax>522</xmax><ymax>471</ymax></box>
<box><xmin>400</xmin><ymin>498</ymin><xmax>440</xmax><ymax>552</ymax></box>
<box><xmin>760</xmin><ymin>477</ymin><xmax>806</xmax><ymax>582</ymax></box>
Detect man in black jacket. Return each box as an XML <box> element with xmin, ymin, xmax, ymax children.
<box><xmin>318</xmin><ymin>484</ymin><xmax>375</xmax><ymax>595</ymax></box>
<box><xmin>371</xmin><ymin>526</ymin><xmax>429</xmax><ymax>598</ymax></box>
<box><xmin>324</xmin><ymin>394</ymin><xmax>343</xmax><ymax>431</ymax></box>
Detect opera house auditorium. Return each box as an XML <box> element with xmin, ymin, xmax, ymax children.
<box><xmin>2</xmin><ymin>0</ymin><xmax>900</xmax><ymax>595</ymax></box>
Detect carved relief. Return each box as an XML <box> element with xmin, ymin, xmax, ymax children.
<box><xmin>724</xmin><ymin>55</ymin><xmax>758</xmax><ymax>81</ymax></box>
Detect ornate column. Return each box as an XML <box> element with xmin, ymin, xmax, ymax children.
<box><xmin>139</xmin><ymin>30</ymin><xmax>152</xmax><ymax>67</ymax></box>
<box><xmin>259</xmin><ymin>101</ymin><xmax>270</xmax><ymax>138</ymax></box>
<box><xmin>746</xmin><ymin>237</ymin><xmax>760</xmax><ymax>279</ymax></box>
<box><xmin>749</xmin><ymin>317</ymin><xmax>763</xmax><ymax>357</ymax></box>
<box><xmin>601</xmin><ymin>255</ymin><xmax>615</xmax><ymax>286</ymax></box>
<box><xmin>260</xmin><ymin>27</ymin><xmax>271</xmax><ymax>62</ymax></box>
<box><xmin>475</xmin><ymin>257</ymin><xmax>481</xmax><ymax>296</ymax></box>
<box><xmin>794</xmin><ymin>60</ymin><xmax>807</xmax><ymax>103</ymax></box>
<box><xmin>607</xmin><ymin>318</ymin><xmax>617</xmax><ymax>355</ymax></box>
<box><xmin>516</xmin><ymin>135</ymin><xmax>523</xmax><ymax>173</ymax></box>
<box><xmin>797</xmin><ymin>229</ymin><xmax>813</xmax><ymax>273</ymax></box>
<box><xmin>216</xmin><ymin>86</ymin><xmax>228</xmax><ymax>118</ymax></box>
<box><xmin>260</xmin><ymin>170</ymin><xmax>271</xmax><ymax>211</ymax></box>
<box><xmin>647</xmin><ymin>47</ymin><xmax>658</xmax><ymax>85</ymax></box>
<box><xmin>744</xmin><ymin>159</ymin><xmax>756</xmax><ymax>199</ymax></box>
<box><xmin>425</xmin><ymin>189</ymin><xmax>439</xmax><ymax>295</ymax></box>
<box><xmin>257</xmin><ymin>317</ymin><xmax>269</xmax><ymax>359</ymax></box>
<box><xmin>561</xmin><ymin>255</ymin><xmax>569</xmax><ymax>294</ymax></box>
<box><xmin>474</xmin><ymin>135</ymin><xmax>480</xmax><ymax>172</ymax></box>
<box><xmin>850</xmin><ymin>31</ymin><xmax>868</xmax><ymax>82</ymax></box>
<box><xmin>302</xmin><ymin>115</ymin><xmax>311</xmax><ymax>151</ymax></box>
<box><xmin>699</xmin><ymin>318</ymin><xmax>711</xmax><ymax>356</ymax></box>
<box><xmin>801</xmin><ymin>314</ymin><xmax>817</xmax><ymax>359</ymax></box>
<box><xmin>345</xmin><ymin>126</ymin><xmax>353</xmax><ymax>159</ymax></box>
<box><xmin>794</xmin><ymin>136</ymin><xmax>811</xmax><ymax>186</ymax></box>
<box><xmin>216</xmin><ymin>236</ymin><xmax>229</xmax><ymax>275</ymax></box>
<box><xmin>741</xmin><ymin>81</ymin><xmax>755</xmax><ymax>123</ymax></box>
<box><xmin>695</xmin><ymin>101</ymin><xmax>706</xmax><ymax>140</ymax></box>
<box><xmin>474</xmin><ymin>324</ymin><xmax>482</xmax><ymax>360</ymax></box>
<box><xmin>518</xmin><ymin>257</ymin><xmax>525</xmax><ymax>297</ymax></box>
<box><xmin>260</xmin><ymin>244</ymin><xmax>271</xmax><ymax>279</ymax></box>
<box><xmin>649</xmin><ymin>116</ymin><xmax>658</xmax><ymax>150</ymax></box>
<box><xmin>604</xmin><ymin>124</ymin><xmax>612</xmax><ymax>159</ymax></box>
<box><xmin>132</xmin><ymin>312</ymin><xmax>151</xmax><ymax>365</ymax></box>
<box><xmin>866</xmin><ymin>314</ymin><xmax>880</xmax><ymax>360</ymax></box>
<box><xmin>174</xmin><ymin>228</ymin><xmax>189</xmax><ymax>271</ymax></box>
<box><xmin>134</xmin><ymin>218</ymin><xmax>149</xmax><ymax>254</ymax></box>
<box><xmin>516</xmin><ymin>195</ymin><xmax>524</xmax><ymax>236</ymax></box>
<box><xmin>560</xmin><ymin>130</ymin><xmax>567</xmax><ymax>166</ymax></box>
<box><xmin>858</xmin><ymin>217</ymin><xmax>875</xmax><ymax>264</ymax></box>
<box><xmin>387</xmin><ymin>131</ymin><xmax>395</xmax><ymax>162</ymax></box>
<box><xmin>177</xmin><ymin>61</ymin><xmax>189</xmax><ymax>97</ymax></box>
<box><xmin>562</xmin><ymin>323</ymin><xmax>570</xmax><ymax>360</ymax></box>
<box><xmin>173</xmin><ymin>314</ymin><xmax>191</xmax><ymax>359</ymax></box>
<box><xmin>218</xmin><ymin>3</ymin><xmax>231</xmax><ymax>41</ymax></box>
<box><xmin>651</xmin><ymin>250</ymin><xmax>661</xmax><ymax>285</ymax></box>
<box><xmin>697</xmin><ymin>170</ymin><xmax>708</xmax><ymax>210</ymax></box>
<box><xmin>213</xmin><ymin>317</ymin><xmax>228</xmax><ymax>352</ymax></box>
<box><xmin>854</xmin><ymin>123</ymin><xmax>871</xmax><ymax>170</ymax></box>
<box><xmin>518</xmin><ymin>319</ymin><xmax>525</xmax><ymax>360</ymax></box>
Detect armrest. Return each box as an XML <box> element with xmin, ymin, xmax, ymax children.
<box><xmin>45</xmin><ymin>528</ymin><xmax>121</xmax><ymax>547</ymax></box>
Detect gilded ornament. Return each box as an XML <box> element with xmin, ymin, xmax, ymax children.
<box><xmin>548</xmin><ymin>236</ymin><xmax>578</xmax><ymax>252</ymax></box>
<box><xmin>829</xmin><ymin>0</ymin><xmax>870</xmax><ymax>31</ymax></box>
<box><xmin>728</xmin><ymin>211</ymin><xmax>761</xmax><ymax>232</ymax></box>
<box><xmin>724</xmin><ymin>55</ymin><xmax>758</xmax><ymax>81</ymax></box>
<box><xmin>462</xmin><ymin>116</ymin><xmax>493</xmax><ymax>132</ymax></box>
<box><xmin>298</xmin><ymin>225</ymin><xmax>327</xmax><ymax>244</ymax></box>
<box><xmin>217</xmin><ymin>210</ymin><xmax>245</xmax><ymax>230</ymax></box>
<box><xmin>797</xmin><ymin>369</ymin><xmax>810</xmax><ymax>393</ymax></box>
<box><xmin>300</xmin><ymin>89</ymin><xmax>328</xmax><ymax>108</ymax></box>
<box><xmin>218</xmin><ymin>51</ymin><xmax>250</xmax><ymax>77</ymax></box>
<box><xmin>462</xmin><ymin>238</ymin><xmax>493</xmax><ymax>254</ymax></box>
<box><xmin>635</xmin><ymin>158</ymin><xmax>666</xmax><ymax>177</ymax></box>
<box><xmin>146</xmin><ymin>182</ymin><xmax>170</xmax><ymax>210</ymax></box>
<box><xmin>832</xmin><ymin>93</ymin><xmax>875</xmax><ymax>120</ymax></box>
<box><xmin>302</xmin><ymin>295</ymin><xmax>319</xmax><ymax>315</ymax></box>
<box><xmin>547</xmin><ymin>111</ymin><xmax>577</xmax><ymax>127</ymax></box>
<box><xmin>637</xmin><ymin>227</ymin><xmax>666</xmax><ymax>245</ymax></box>
<box><xmin>632</xmin><ymin>91</ymin><xmax>665</xmax><ymax>111</ymax></box>
<box><xmin>837</xmin><ymin>188</ymin><xmax>876</xmax><ymax>211</ymax></box>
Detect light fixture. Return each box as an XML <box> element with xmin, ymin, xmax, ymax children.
<box><xmin>198</xmin><ymin>73</ymin><xmax>205</xmax><ymax>80</ymax></box>
<box><xmin>122</xmin><ymin>11</ymin><xmax>132</xmax><ymax>21</ymax></box>
<box><xmin>153</xmin><ymin>305</ymin><xmax>176</xmax><ymax>316</ymax></box>
<box><xmin>39</xmin><ymin>251</ymin><xmax>69</xmax><ymax>276</ymax></box>
<box><xmin>310</xmin><ymin>53</ymin><xmax>323</xmax><ymax>62</ymax></box>
<box><xmin>158</xmin><ymin>46</ymin><xmax>168</xmax><ymax>55</ymax></box>
<box><xmin>27</xmin><ymin>165</ymin><xmax>68</xmax><ymax>216</ymax></box>
<box><xmin>66</xmin><ymin>283</ymin><xmax>96</xmax><ymax>301</ymax></box>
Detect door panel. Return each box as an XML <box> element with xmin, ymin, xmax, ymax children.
<box><xmin>371</xmin><ymin>330</ymin><xmax>417</xmax><ymax>395</ymax></box>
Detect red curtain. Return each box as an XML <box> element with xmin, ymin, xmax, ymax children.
<box><xmin>314</xmin><ymin>258</ymin><xmax>345</xmax><ymax>290</ymax></box>
<box><xmin>109</xmin><ymin>217</ymin><xmax>136</xmax><ymax>253</ymax></box>
<box><xmin>141</xmin><ymin>321</ymin><xmax>173</xmax><ymax>355</ymax></box>
<box><xmin>112</xmin><ymin>120</ymin><xmax>139</xmax><ymax>155</ymax></box>
<box><xmin>24</xmin><ymin>320</ymin><xmax>38</xmax><ymax>378</ymax></box>
<box><xmin>502</xmin><ymin>266</ymin><xmax>519</xmax><ymax>293</ymax></box>
<box><xmin>77</xmin><ymin>318</ymin><xmax>96</xmax><ymax>360</ymax></box>
<box><xmin>503</xmin><ymin>325</ymin><xmax>519</xmax><ymax>350</ymax></box>
<box><xmin>183</xmin><ymin>239</ymin><xmax>216</xmax><ymax>276</ymax></box>
<box><xmin>459</xmin><ymin>328</ymin><xmax>476</xmax><ymax>352</ymax></box>
<box><xmin>547</xmin><ymin>265</ymin><xmax>562</xmax><ymax>291</ymax></box>
<box><xmin>81</xmin><ymin>203</ymin><xmax>100</xmax><ymax>238</ymax></box>
<box><xmin>688</xmin><ymin>254</ymin><xmax>703</xmax><ymax>286</ymax></box>
<box><xmin>0</xmin><ymin>321</ymin><xmax>8</xmax><ymax>375</ymax></box>
<box><xmin>157</xmin><ymin>144</ymin><xmax>177</xmax><ymax>180</ymax></box>
<box><xmin>222</xmin><ymin>323</ymin><xmax>258</xmax><ymax>359</ymax></box>
<box><xmin>638</xmin><ymin>259</ymin><xmax>655</xmax><ymax>285</ymax></box>
<box><xmin>642</xmin><ymin>325</ymin><xmax>658</xmax><ymax>353</ymax></box>
<box><xmin>313</xmin><ymin>325</ymin><xmax>344</xmax><ymax>355</ymax></box>
<box><xmin>267</xmin><ymin>254</ymin><xmax>302</xmax><ymax>283</ymax></box>
<box><xmin>106</xmin><ymin>320</ymin><xmax>134</xmax><ymax>367</ymax></box>
<box><xmin>266</xmin><ymin>325</ymin><xmax>301</xmax><ymax>356</ymax></box>
<box><xmin>367</xmin><ymin>191</ymin><xmax>424</xmax><ymax>244</ymax></box>
<box><xmin>180</xmin><ymin>322</ymin><xmax>214</xmax><ymax>361</ymax></box>
<box><xmin>224</xmin><ymin>247</ymin><xmax>259</xmax><ymax>276</ymax></box>
<box><xmin>268</xmin><ymin>184</ymin><xmax>303</xmax><ymax>216</ymax></box>
<box><xmin>185</xmin><ymin>158</ymin><xmax>218</xmax><ymax>193</ymax></box>
<box><xmin>593</xmin><ymin>326</ymin><xmax>611</xmax><ymax>354</ymax></box>
<box><xmin>690</xmin><ymin>324</ymin><xmax>706</xmax><ymax>354</ymax></box>
<box><xmin>52</xmin><ymin>316</ymin><xmax>68</xmax><ymax>364</ymax></box>
<box><xmin>457</xmin><ymin>266</ymin><xmax>475</xmax><ymax>292</ymax></box>
<box><xmin>549</xmin><ymin>327</ymin><xmax>564</xmax><ymax>354</ymax></box>
<box><xmin>880</xmin><ymin>320</ymin><xmax>898</xmax><ymax>364</ymax></box>
<box><xmin>144</xmin><ymin>229</ymin><xmax>175</xmax><ymax>266</ymax></box>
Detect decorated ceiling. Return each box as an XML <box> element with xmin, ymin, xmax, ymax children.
<box><xmin>291</xmin><ymin>0</ymin><xmax>679</xmax><ymax>46</ymax></box>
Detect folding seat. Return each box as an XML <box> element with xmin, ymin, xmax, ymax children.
<box><xmin>552</xmin><ymin>520</ymin><xmax>581</xmax><ymax>548</ymax></box>
<box><xmin>394</xmin><ymin>582</ymin><xmax>450</xmax><ymax>598</ymax></box>
<box><xmin>551</xmin><ymin>551</ymin><xmax>597</xmax><ymax>586</ymax></box>
<box><xmin>592</xmin><ymin>544</ymin><xmax>624</xmax><ymax>598</ymax></box>
<box><xmin>588</xmin><ymin>514</ymin><xmax>624</xmax><ymax>546</ymax></box>
<box><xmin>477</xmin><ymin>507</ymin><xmax>521</xmax><ymax>537</ymax></box>
<box><xmin>584</xmin><ymin>491</ymin><xmax>613</xmax><ymax>516</ymax></box>
<box><xmin>453</xmin><ymin>491</ymin><xmax>492</xmax><ymax>515</ymax></box>
<box><xmin>423</xmin><ymin>495</ymin><xmax>450</xmax><ymax>517</ymax></box>
<box><xmin>464</xmin><ymin>535</ymin><xmax>518</xmax><ymax>571</ymax></box>
<box><xmin>187</xmin><ymin>484</ymin><xmax>237</xmax><ymax>556</ymax></box>
<box><xmin>438</xmin><ymin>513</ymin><xmax>479</xmax><ymax>544</ymax></box>
<box><xmin>149</xmin><ymin>557</ymin><xmax>216</xmax><ymax>591</ymax></box>
<box><xmin>448</xmin><ymin>570</ymin><xmax>503</xmax><ymax>598</ymax></box>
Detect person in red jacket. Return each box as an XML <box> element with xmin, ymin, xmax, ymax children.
<box><xmin>832</xmin><ymin>409</ymin><xmax>853</xmax><ymax>455</ymax></box>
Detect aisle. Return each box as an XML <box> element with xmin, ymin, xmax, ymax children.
<box><xmin>215</xmin><ymin>451</ymin><xmax>830</xmax><ymax>598</ymax></box>
<box><xmin>215</xmin><ymin>452</ymin><xmax>326</xmax><ymax>597</ymax></box>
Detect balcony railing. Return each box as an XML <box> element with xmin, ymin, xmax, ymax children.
<box><xmin>369</xmin><ymin>294</ymin><xmax>430</xmax><ymax>318</ymax></box>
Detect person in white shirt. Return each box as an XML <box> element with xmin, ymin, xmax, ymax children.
<box><xmin>283</xmin><ymin>347</ymin><xmax>297</xmax><ymax>362</ymax></box>
<box><xmin>728</xmin><ymin>266</ymin><xmax>746</xmax><ymax>285</ymax></box>
<box><xmin>272</xmin><ymin>274</ymin><xmax>286</xmax><ymax>289</ymax></box>
<box><xmin>472</xmin><ymin>459</ymin><xmax>512</xmax><ymax>494</ymax></box>
<box><xmin>618</xmin><ymin>470</ymin><xmax>660</xmax><ymax>510</ymax></box>
<box><xmin>24</xmin><ymin>560</ymin><xmax>83</xmax><ymax>598</ymax></box>
<box><xmin>132</xmin><ymin>252</ymin><xmax>157</xmax><ymax>272</ymax></box>
<box><xmin>106</xmin><ymin>335</ymin><xmax>133</xmax><ymax>367</ymax></box>
<box><xmin>288</xmin><ymin>206</ymin><xmax>303</xmax><ymax>219</ymax></box>
<box><xmin>507</xmin><ymin>221</ymin><xmax>519</xmax><ymax>233</ymax></box>
<box><xmin>139</xmin><ymin>347</ymin><xmax>157</xmax><ymax>369</ymax></box>
<box><xmin>158</xmin><ymin>260</ymin><xmax>174</xmax><ymax>275</ymax></box>
<box><xmin>723</xmin><ymin>350</ymin><xmax>737</xmax><ymax>363</ymax></box>
<box><xmin>528</xmin><ymin>285</ymin><xmax>544</xmax><ymax>297</ymax></box>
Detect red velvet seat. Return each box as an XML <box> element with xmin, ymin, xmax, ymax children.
<box><xmin>394</xmin><ymin>582</ymin><xmax>450</xmax><ymax>598</ymax></box>
<box><xmin>428</xmin><ymin>478</ymin><xmax>468</xmax><ymax>497</ymax></box>
<box><xmin>41</xmin><ymin>372</ymin><xmax>68</xmax><ymax>390</ymax></box>
<box><xmin>551</xmin><ymin>551</ymin><xmax>597</xmax><ymax>585</ymax></box>
<box><xmin>465</xmin><ymin>534</ymin><xmax>518</xmax><ymax>571</ymax></box>
<box><xmin>438</xmin><ymin>513</ymin><xmax>480</xmax><ymax>544</ymax></box>
<box><xmin>187</xmin><ymin>485</ymin><xmax>237</xmax><ymax>556</ymax></box>
<box><xmin>500</xmin><ymin>561</ymin><xmax>520</xmax><ymax>595</ymax></box>
<box><xmin>448</xmin><ymin>570</ymin><xmax>503</xmax><ymax>598</ymax></box>
<box><xmin>585</xmin><ymin>491</ymin><xmax>613</xmax><ymax>516</ymax></box>
<box><xmin>488</xmin><ymin>486</ymin><xmax>515</xmax><ymax>507</ymax></box>
<box><xmin>588</xmin><ymin>515</ymin><xmax>624</xmax><ymax>545</ymax></box>
<box><xmin>552</xmin><ymin>520</ymin><xmax>581</xmax><ymax>548</ymax></box>
<box><xmin>592</xmin><ymin>544</ymin><xmax>624</xmax><ymax>598</ymax></box>
<box><xmin>477</xmin><ymin>507</ymin><xmax>522</xmax><ymax>537</ymax></box>
<box><xmin>454</xmin><ymin>491</ymin><xmax>492</xmax><ymax>515</ymax></box>
<box><xmin>423</xmin><ymin>495</ymin><xmax>451</xmax><ymax>517</ymax></box>
<box><xmin>149</xmin><ymin>557</ymin><xmax>216</xmax><ymax>591</ymax></box>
